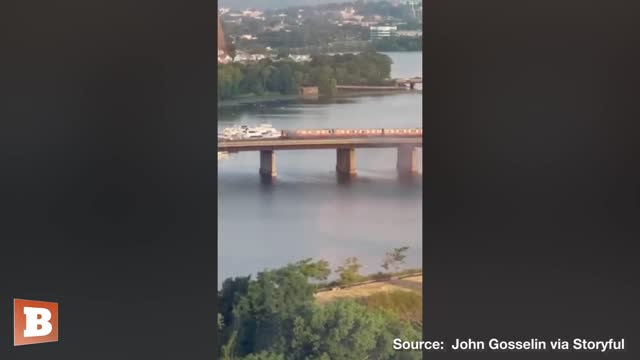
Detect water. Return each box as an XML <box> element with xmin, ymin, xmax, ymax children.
<box><xmin>218</xmin><ymin>52</ymin><xmax>422</xmax><ymax>286</ymax></box>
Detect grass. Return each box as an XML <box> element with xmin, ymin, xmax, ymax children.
<box><xmin>357</xmin><ymin>290</ymin><xmax>423</xmax><ymax>329</ymax></box>
<box><xmin>313</xmin><ymin>268</ymin><xmax>422</xmax><ymax>292</ymax></box>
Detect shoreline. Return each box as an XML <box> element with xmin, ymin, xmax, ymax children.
<box><xmin>218</xmin><ymin>89</ymin><xmax>419</xmax><ymax>108</ymax></box>
<box><xmin>218</xmin><ymin>93</ymin><xmax>301</xmax><ymax>108</ymax></box>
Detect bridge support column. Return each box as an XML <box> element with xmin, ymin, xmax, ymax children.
<box><xmin>397</xmin><ymin>145</ymin><xmax>417</xmax><ymax>176</ymax></box>
<box><xmin>259</xmin><ymin>150</ymin><xmax>276</xmax><ymax>178</ymax></box>
<box><xmin>336</xmin><ymin>148</ymin><xmax>356</xmax><ymax>177</ymax></box>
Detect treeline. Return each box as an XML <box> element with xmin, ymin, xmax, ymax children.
<box><xmin>217</xmin><ymin>50</ymin><xmax>393</xmax><ymax>100</ymax></box>
<box><xmin>286</xmin><ymin>40</ymin><xmax>371</xmax><ymax>56</ymax></box>
<box><xmin>373</xmin><ymin>37</ymin><xmax>423</xmax><ymax>52</ymax></box>
<box><xmin>218</xmin><ymin>248</ymin><xmax>422</xmax><ymax>359</ymax></box>
<box><xmin>313</xmin><ymin>246</ymin><xmax>416</xmax><ymax>289</ymax></box>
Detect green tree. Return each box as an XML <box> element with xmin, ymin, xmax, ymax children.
<box><xmin>272</xmin><ymin>63</ymin><xmax>299</xmax><ymax>95</ymax></box>
<box><xmin>358</xmin><ymin>290</ymin><xmax>423</xmax><ymax>329</ymax></box>
<box><xmin>219</xmin><ymin>276</ymin><xmax>251</xmax><ymax>328</ymax></box>
<box><xmin>335</xmin><ymin>257</ymin><xmax>362</xmax><ymax>285</ymax></box>
<box><xmin>277</xmin><ymin>48</ymin><xmax>290</xmax><ymax>59</ymax></box>
<box><xmin>239</xmin><ymin>352</ymin><xmax>286</xmax><ymax>360</ymax></box>
<box><xmin>317</xmin><ymin>76</ymin><xmax>337</xmax><ymax>97</ymax></box>
<box><xmin>219</xmin><ymin>260</ymin><xmax>422</xmax><ymax>360</ymax></box>
<box><xmin>288</xmin><ymin>300</ymin><xmax>422</xmax><ymax>360</ymax></box>
<box><xmin>217</xmin><ymin>51</ymin><xmax>393</xmax><ymax>100</ymax></box>
<box><xmin>294</xmin><ymin>258</ymin><xmax>331</xmax><ymax>281</ymax></box>
<box><xmin>226</xmin><ymin>265</ymin><xmax>316</xmax><ymax>357</ymax></box>
<box><xmin>242</xmin><ymin>66</ymin><xmax>265</xmax><ymax>95</ymax></box>
<box><xmin>382</xmin><ymin>246</ymin><xmax>410</xmax><ymax>272</ymax></box>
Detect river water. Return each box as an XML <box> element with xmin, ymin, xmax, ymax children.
<box><xmin>218</xmin><ymin>52</ymin><xmax>422</xmax><ymax>286</ymax></box>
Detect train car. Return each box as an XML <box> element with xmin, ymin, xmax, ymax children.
<box><xmin>281</xmin><ymin>128</ymin><xmax>385</xmax><ymax>139</ymax></box>
<box><xmin>283</xmin><ymin>129</ymin><xmax>333</xmax><ymax>138</ymax></box>
<box><xmin>383</xmin><ymin>128</ymin><xmax>422</xmax><ymax>137</ymax></box>
<box><xmin>280</xmin><ymin>128</ymin><xmax>421</xmax><ymax>139</ymax></box>
<box><xmin>333</xmin><ymin>129</ymin><xmax>383</xmax><ymax>137</ymax></box>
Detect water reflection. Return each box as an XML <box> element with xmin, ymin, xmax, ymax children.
<box><xmin>218</xmin><ymin>53</ymin><xmax>422</xmax><ymax>286</ymax></box>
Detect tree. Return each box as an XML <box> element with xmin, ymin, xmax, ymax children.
<box><xmin>381</xmin><ymin>246</ymin><xmax>410</xmax><ymax>272</ymax></box>
<box><xmin>335</xmin><ymin>257</ymin><xmax>362</xmax><ymax>285</ymax></box>
<box><xmin>259</xmin><ymin>63</ymin><xmax>275</xmax><ymax>94</ymax></box>
<box><xmin>224</xmin><ymin>265</ymin><xmax>316</xmax><ymax>357</ymax></box>
<box><xmin>358</xmin><ymin>290</ymin><xmax>423</xmax><ymax>329</ymax></box>
<box><xmin>288</xmin><ymin>300</ymin><xmax>422</xmax><ymax>360</ymax></box>
<box><xmin>219</xmin><ymin>260</ymin><xmax>422</xmax><ymax>360</ymax></box>
<box><xmin>294</xmin><ymin>258</ymin><xmax>331</xmax><ymax>281</ymax></box>
<box><xmin>277</xmin><ymin>47</ymin><xmax>290</xmax><ymax>59</ymax></box>
<box><xmin>217</xmin><ymin>50</ymin><xmax>392</xmax><ymax>100</ymax></box>
<box><xmin>317</xmin><ymin>76</ymin><xmax>337</xmax><ymax>97</ymax></box>
<box><xmin>239</xmin><ymin>352</ymin><xmax>286</xmax><ymax>360</ymax></box>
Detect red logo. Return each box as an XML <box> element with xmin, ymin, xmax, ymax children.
<box><xmin>14</xmin><ymin>299</ymin><xmax>59</xmax><ymax>346</ymax></box>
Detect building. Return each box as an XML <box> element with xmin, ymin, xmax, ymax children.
<box><xmin>370</xmin><ymin>25</ymin><xmax>397</xmax><ymax>40</ymax></box>
<box><xmin>396</xmin><ymin>30</ymin><xmax>422</xmax><ymax>37</ymax></box>
<box><xmin>288</xmin><ymin>54</ymin><xmax>311</xmax><ymax>62</ymax></box>
<box><xmin>299</xmin><ymin>86</ymin><xmax>319</xmax><ymax>98</ymax></box>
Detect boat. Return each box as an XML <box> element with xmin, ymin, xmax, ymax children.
<box><xmin>256</xmin><ymin>123</ymin><xmax>281</xmax><ymax>139</ymax></box>
<box><xmin>218</xmin><ymin>124</ymin><xmax>281</xmax><ymax>140</ymax></box>
<box><xmin>218</xmin><ymin>125</ymin><xmax>245</xmax><ymax>140</ymax></box>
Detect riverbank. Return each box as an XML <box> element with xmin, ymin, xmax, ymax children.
<box><xmin>218</xmin><ymin>89</ymin><xmax>418</xmax><ymax>109</ymax></box>
<box><xmin>218</xmin><ymin>93</ymin><xmax>302</xmax><ymax>108</ymax></box>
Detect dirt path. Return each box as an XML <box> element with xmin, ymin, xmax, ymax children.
<box><xmin>315</xmin><ymin>275</ymin><xmax>422</xmax><ymax>305</ymax></box>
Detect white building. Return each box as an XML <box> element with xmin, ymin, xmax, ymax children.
<box><xmin>242</xmin><ymin>9</ymin><xmax>264</xmax><ymax>19</ymax></box>
<box><xmin>340</xmin><ymin>7</ymin><xmax>356</xmax><ymax>19</ymax></box>
<box><xmin>288</xmin><ymin>54</ymin><xmax>311</xmax><ymax>62</ymax></box>
<box><xmin>233</xmin><ymin>51</ymin><xmax>266</xmax><ymax>63</ymax></box>
<box><xmin>396</xmin><ymin>30</ymin><xmax>422</xmax><ymax>37</ymax></box>
<box><xmin>370</xmin><ymin>25</ymin><xmax>397</xmax><ymax>40</ymax></box>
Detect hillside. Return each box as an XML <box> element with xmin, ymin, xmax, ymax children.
<box><xmin>220</xmin><ymin>0</ymin><xmax>361</xmax><ymax>11</ymax></box>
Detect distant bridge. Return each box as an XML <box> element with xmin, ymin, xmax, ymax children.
<box><xmin>218</xmin><ymin>136</ymin><xmax>422</xmax><ymax>179</ymax></box>
<box><xmin>394</xmin><ymin>77</ymin><xmax>422</xmax><ymax>89</ymax></box>
<box><xmin>336</xmin><ymin>77</ymin><xmax>423</xmax><ymax>92</ymax></box>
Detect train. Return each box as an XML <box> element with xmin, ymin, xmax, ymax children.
<box><xmin>279</xmin><ymin>128</ymin><xmax>422</xmax><ymax>139</ymax></box>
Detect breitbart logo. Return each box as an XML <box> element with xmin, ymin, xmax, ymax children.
<box><xmin>14</xmin><ymin>299</ymin><xmax>59</xmax><ymax>346</ymax></box>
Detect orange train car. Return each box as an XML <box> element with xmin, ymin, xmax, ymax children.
<box><xmin>280</xmin><ymin>128</ymin><xmax>421</xmax><ymax>139</ymax></box>
<box><xmin>383</xmin><ymin>128</ymin><xmax>422</xmax><ymax>137</ymax></box>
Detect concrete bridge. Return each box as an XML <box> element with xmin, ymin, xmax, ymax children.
<box><xmin>335</xmin><ymin>77</ymin><xmax>423</xmax><ymax>92</ymax></box>
<box><xmin>218</xmin><ymin>137</ymin><xmax>422</xmax><ymax>179</ymax></box>
<box><xmin>394</xmin><ymin>77</ymin><xmax>423</xmax><ymax>90</ymax></box>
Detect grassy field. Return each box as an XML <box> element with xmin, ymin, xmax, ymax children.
<box><xmin>314</xmin><ymin>275</ymin><xmax>422</xmax><ymax>305</ymax></box>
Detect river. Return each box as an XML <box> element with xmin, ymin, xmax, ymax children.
<box><xmin>218</xmin><ymin>52</ymin><xmax>422</xmax><ymax>286</ymax></box>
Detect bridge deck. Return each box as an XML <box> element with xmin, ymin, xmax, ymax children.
<box><xmin>218</xmin><ymin>137</ymin><xmax>422</xmax><ymax>152</ymax></box>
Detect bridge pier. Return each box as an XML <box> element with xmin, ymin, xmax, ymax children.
<box><xmin>336</xmin><ymin>148</ymin><xmax>356</xmax><ymax>177</ymax></box>
<box><xmin>397</xmin><ymin>145</ymin><xmax>417</xmax><ymax>176</ymax></box>
<box><xmin>259</xmin><ymin>150</ymin><xmax>277</xmax><ymax>178</ymax></box>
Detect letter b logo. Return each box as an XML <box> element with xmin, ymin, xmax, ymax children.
<box><xmin>14</xmin><ymin>299</ymin><xmax>59</xmax><ymax>346</ymax></box>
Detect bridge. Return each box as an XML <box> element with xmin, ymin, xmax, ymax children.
<box><xmin>218</xmin><ymin>136</ymin><xmax>422</xmax><ymax>179</ymax></box>
<box><xmin>394</xmin><ymin>77</ymin><xmax>423</xmax><ymax>90</ymax></box>
<box><xmin>335</xmin><ymin>77</ymin><xmax>423</xmax><ymax>92</ymax></box>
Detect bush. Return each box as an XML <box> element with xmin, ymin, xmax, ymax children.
<box><xmin>358</xmin><ymin>290</ymin><xmax>423</xmax><ymax>329</ymax></box>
